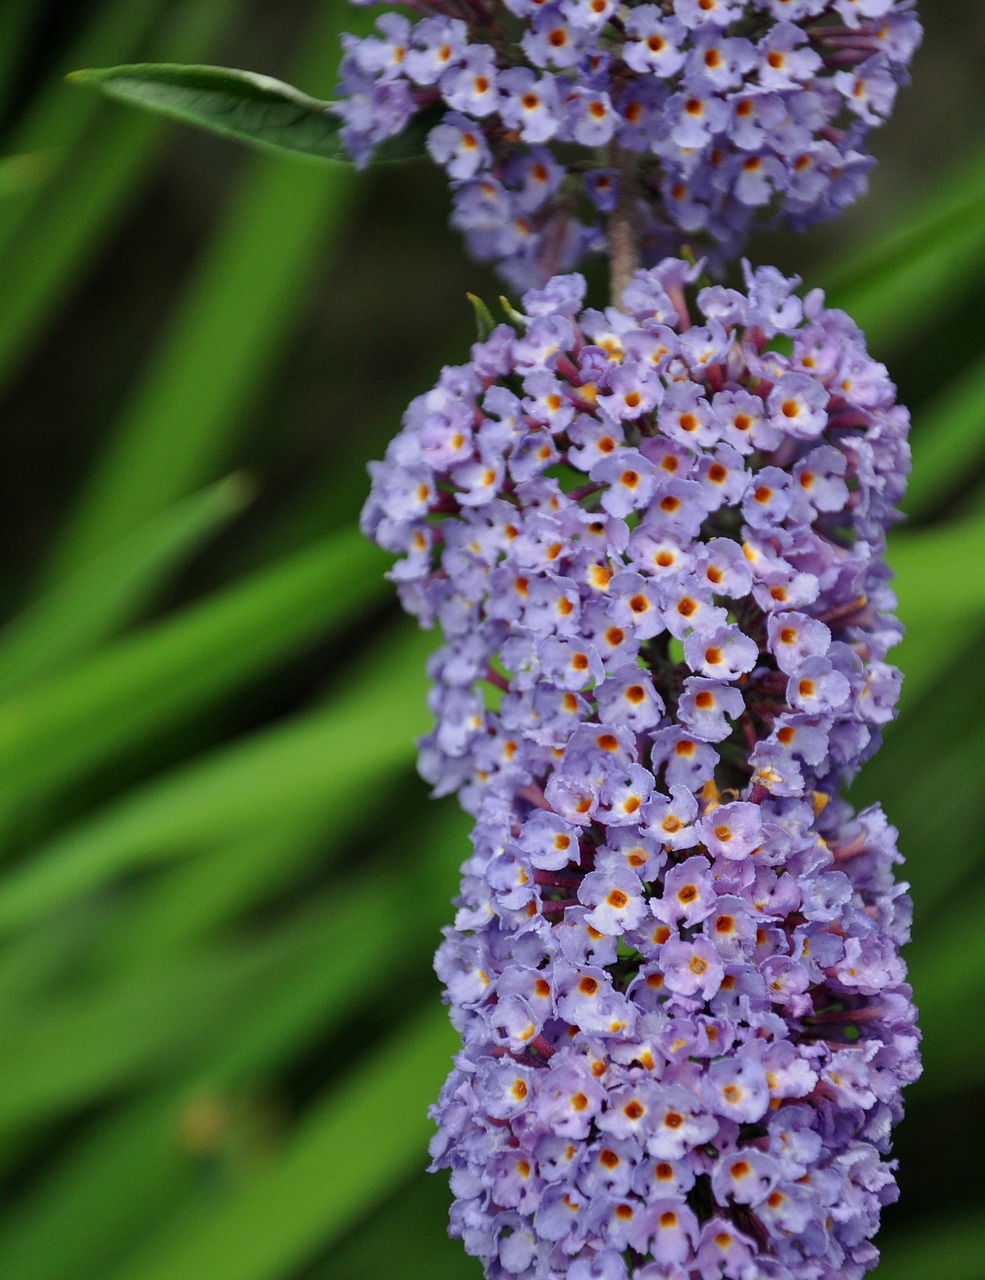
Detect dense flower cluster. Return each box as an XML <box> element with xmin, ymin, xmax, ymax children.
<box><xmin>361</xmin><ymin>260</ymin><xmax>919</xmax><ymax>1278</ymax></box>
<box><xmin>336</xmin><ymin>0</ymin><xmax>921</xmax><ymax>286</ymax></box>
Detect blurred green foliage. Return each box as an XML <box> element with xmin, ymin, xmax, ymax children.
<box><xmin>0</xmin><ymin>1</ymin><xmax>982</xmax><ymax>1277</ymax></box>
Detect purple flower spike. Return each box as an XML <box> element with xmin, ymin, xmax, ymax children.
<box><xmin>362</xmin><ymin>260</ymin><xmax>919</xmax><ymax>1278</ymax></box>
<box><xmin>336</xmin><ymin>1</ymin><xmax>921</xmax><ymax>285</ymax></box>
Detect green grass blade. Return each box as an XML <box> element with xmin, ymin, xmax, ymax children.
<box><xmin>308</xmin><ymin>1172</ymin><xmax>481</xmax><ymax>1280</ymax></box>
<box><xmin>0</xmin><ymin>844</ymin><xmax>448</xmax><ymax>1128</ymax></box>
<box><xmin>0</xmin><ymin>528</ymin><xmax>390</xmax><ymax>828</ymax></box>
<box><xmin>113</xmin><ymin>1005</ymin><xmax>456</xmax><ymax>1280</ymax></box>
<box><xmin>0</xmin><ymin>621</ymin><xmax>433</xmax><ymax>936</ymax></box>
<box><xmin>905</xmin><ymin>886</ymin><xmax>985</xmax><ymax>1096</ymax></box>
<box><xmin>0</xmin><ymin>930</ymin><xmax>293</xmax><ymax>1130</ymax></box>
<box><xmin>0</xmin><ymin>150</ymin><xmax>53</xmax><ymax>200</ymax></box>
<box><xmin>892</xmin><ymin>508</ymin><xmax>985</xmax><ymax>625</ymax></box>
<box><xmin>0</xmin><ymin>0</ymin><xmax>39</xmax><ymax>117</ymax></box>
<box><xmin>231</xmin><ymin>320</ymin><xmax>475</xmax><ymax>569</ymax></box>
<box><xmin>887</xmin><ymin>506</ymin><xmax>985</xmax><ymax>709</ymax></box>
<box><xmin>823</xmin><ymin>141</ymin><xmax>985</xmax><ymax>349</ymax></box>
<box><xmin>41</xmin><ymin>5</ymin><xmax>361</xmax><ymax>586</ymax></box>
<box><xmin>891</xmin><ymin>619</ymin><xmax>969</xmax><ymax>716</ymax></box>
<box><xmin>0</xmin><ymin>112</ymin><xmax>162</xmax><ymax>387</ymax></box>
<box><xmin>0</xmin><ymin>911</ymin><xmax>104</xmax><ymax>1013</ymax></box>
<box><xmin>99</xmin><ymin>821</ymin><xmax>337</xmax><ymax>961</ymax></box>
<box><xmin>850</xmin><ymin>640</ymin><xmax>985</xmax><ymax>912</ymax></box>
<box><xmin>0</xmin><ymin>803</ymin><xmax>468</xmax><ymax>1279</ymax></box>
<box><xmin>0</xmin><ymin>1094</ymin><xmax>199</xmax><ymax>1280</ymax></box>
<box><xmin>196</xmin><ymin>810</ymin><xmax>466</xmax><ymax>1093</ymax></box>
<box><xmin>0</xmin><ymin>0</ymin><xmax>246</xmax><ymax>389</ymax></box>
<box><xmin>0</xmin><ymin>0</ymin><xmax>168</xmax><ymax>250</ymax></box>
<box><xmin>39</xmin><ymin>151</ymin><xmax>355</xmax><ymax>581</ymax></box>
<box><xmin>902</xmin><ymin>352</ymin><xmax>985</xmax><ymax>522</ymax></box>
<box><xmin>99</xmin><ymin>777</ymin><xmax>458</xmax><ymax>963</ymax></box>
<box><xmin>0</xmin><ymin>474</ymin><xmax>251</xmax><ymax>694</ymax></box>
<box><xmin>877</xmin><ymin>1216</ymin><xmax>985</xmax><ymax>1280</ymax></box>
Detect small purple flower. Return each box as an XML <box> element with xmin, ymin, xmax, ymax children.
<box><xmin>677</xmin><ymin>678</ymin><xmax>745</xmax><ymax>743</ymax></box>
<box><xmin>700</xmin><ymin>801</ymin><xmax>763</xmax><ymax>858</ymax></box>
<box><xmin>363</xmin><ymin>261</ymin><xmax>919</xmax><ymax>1279</ymax></box>
<box><xmin>335</xmin><ymin>0</ymin><xmax>921</xmax><ymax>285</ymax></box>
<box><xmin>579</xmin><ymin>864</ymin><xmax>648</xmax><ymax>934</ymax></box>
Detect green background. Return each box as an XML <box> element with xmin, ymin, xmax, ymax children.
<box><xmin>0</xmin><ymin>1</ymin><xmax>983</xmax><ymax>1276</ymax></box>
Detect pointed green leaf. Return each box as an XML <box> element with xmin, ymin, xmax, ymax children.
<box><xmin>68</xmin><ymin>63</ymin><xmax>434</xmax><ymax>164</ymax></box>
<box><xmin>0</xmin><ymin>0</ymin><xmax>245</xmax><ymax>389</ymax></box>
<box><xmin>0</xmin><ymin>474</ymin><xmax>251</xmax><ymax>696</ymax></box>
<box><xmin>499</xmin><ymin>295</ymin><xmax>526</xmax><ymax>326</ymax></box>
<box><xmin>115</xmin><ymin>1005</ymin><xmax>456</xmax><ymax>1280</ymax></box>
<box><xmin>0</xmin><ymin>151</ymin><xmax>53</xmax><ymax>200</ymax></box>
<box><xmin>0</xmin><ymin>527</ymin><xmax>390</xmax><ymax>828</ymax></box>
<box><xmin>466</xmin><ymin>293</ymin><xmax>496</xmax><ymax>341</ymax></box>
<box><xmin>0</xmin><ymin>831</ymin><xmax>452</xmax><ymax>1130</ymax></box>
<box><xmin>903</xmin><ymin>353</ymin><xmax>985</xmax><ymax>522</ymax></box>
<box><xmin>0</xmin><ymin>621</ymin><xmax>434</xmax><ymax>936</ymax></box>
<box><xmin>878</xmin><ymin>1216</ymin><xmax>985</xmax><ymax>1280</ymax></box>
<box><xmin>0</xmin><ymin>804</ymin><xmax>469</xmax><ymax>1280</ymax></box>
<box><xmin>824</xmin><ymin>141</ymin><xmax>985</xmax><ymax>349</ymax></box>
<box><xmin>41</xmin><ymin>0</ymin><xmax>361</xmax><ymax>582</ymax></box>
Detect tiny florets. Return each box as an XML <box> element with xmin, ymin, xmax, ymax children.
<box><xmin>362</xmin><ymin>259</ymin><xmax>919</xmax><ymax>1279</ymax></box>
<box><xmin>336</xmin><ymin>1</ymin><xmax>921</xmax><ymax>286</ymax></box>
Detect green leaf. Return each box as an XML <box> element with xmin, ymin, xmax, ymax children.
<box><xmin>228</xmin><ymin>319</ymin><xmax>475</xmax><ymax>569</ymax></box>
<box><xmin>0</xmin><ymin>527</ymin><xmax>390</xmax><ymax>830</ymax></box>
<box><xmin>0</xmin><ymin>925</ymin><xmax>292</xmax><ymax>1130</ymax></box>
<box><xmin>466</xmin><ymin>293</ymin><xmax>496</xmax><ymax>341</ymax></box>
<box><xmin>0</xmin><ymin>1</ymin><xmax>41</xmax><ymax>119</ymax></box>
<box><xmin>906</xmin><ymin>884</ymin><xmax>985</xmax><ymax>1096</ymax></box>
<box><xmin>0</xmin><ymin>824</ymin><xmax>454</xmax><ymax>1129</ymax></box>
<box><xmin>0</xmin><ymin>621</ymin><xmax>434</xmax><ymax>937</ymax></box>
<box><xmin>0</xmin><ymin>1093</ymin><xmax>198</xmax><ymax>1280</ymax></box>
<box><xmin>113</xmin><ymin>1005</ymin><xmax>457</xmax><ymax>1280</ymax></box>
<box><xmin>499</xmin><ymin>295</ymin><xmax>526</xmax><ymax>326</ymax></box>
<box><xmin>891</xmin><ymin>508</ymin><xmax>985</xmax><ymax>624</ymax></box>
<box><xmin>0</xmin><ymin>474</ymin><xmax>251</xmax><ymax>695</ymax></box>
<box><xmin>0</xmin><ymin>0</ymin><xmax>168</xmax><ymax>253</ymax></box>
<box><xmin>824</xmin><ymin>141</ymin><xmax>985</xmax><ymax>350</ymax></box>
<box><xmin>0</xmin><ymin>0</ymin><xmax>245</xmax><ymax>389</ymax></box>
<box><xmin>881</xmin><ymin>504</ymin><xmax>985</xmax><ymax>711</ymax></box>
<box><xmin>849</xmin><ymin>636</ymin><xmax>985</xmax><ymax>913</ymax></box>
<box><xmin>877</xmin><ymin>1215</ymin><xmax>985</xmax><ymax>1280</ymax></box>
<box><xmin>308</xmin><ymin>1172</ymin><xmax>481</xmax><ymax>1280</ymax></box>
<box><xmin>903</xmin><ymin>352</ymin><xmax>985</xmax><ymax>522</ymax></box>
<box><xmin>0</xmin><ymin>150</ymin><xmax>53</xmax><ymax>200</ymax></box>
<box><xmin>41</xmin><ymin>1</ymin><xmax>361</xmax><ymax>583</ymax></box>
<box><xmin>0</xmin><ymin>803</ymin><xmax>470</xmax><ymax>1279</ymax></box>
<box><xmin>68</xmin><ymin>63</ymin><xmax>434</xmax><ymax>165</ymax></box>
<box><xmin>42</xmin><ymin>140</ymin><xmax>347</xmax><ymax>578</ymax></box>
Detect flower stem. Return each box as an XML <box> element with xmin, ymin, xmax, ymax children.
<box><xmin>609</xmin><ymin>148</ymin><xmax>641</xmax><ymax>307</ymax></box>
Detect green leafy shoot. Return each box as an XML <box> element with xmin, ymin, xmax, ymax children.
<box><xmin>466</xmin><ymin>293</ymin><xmax>496</xmax><ymax>342</ymax></box>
